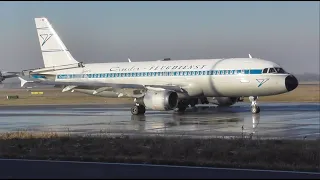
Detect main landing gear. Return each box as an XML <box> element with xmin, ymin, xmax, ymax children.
<box><xmin>249</xmin><ymin>96</ymin><xmax>260</xmax><ymax>114</ymax></box>
<box><xmin>176</xmin><ymin>100</ymin><xmax>189</xmax><ymax>112</ymax></box>
<box><xmin>131</xmin><ymin>104</ymin><xmax>146</xmax><ymax>115</ymax></box>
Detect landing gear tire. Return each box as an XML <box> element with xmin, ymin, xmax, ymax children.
<box><xmin>177</xmin><ymin>106</ymin><xmax>187</xmax><ymax>112</ymax></box>
<box><xmin>189</xmin><ymin>99</ymin><xmax>198</xmax><ymax>108</ymax></box>
<box><xmin>251</xmin><ymin>106</ymin><xmax>260</xmax><ymax>114</ymax></box>
<box><xmin>138</xmin><ymin>105</ymin><xmax>146</xmax><ymax>114</ymax></box>
<box><xmin>131</xmin><ymin>105</ymin><xmax>146</xmax><ymax>115</ymax></box>
<box><xmin>176</xmin><ymin>100</ymin><xmax>188</xmax><ymax>112</ymax></box>
<box><xmin>249</xmin><ymin>96</ymin><xmax>260</xmax><ymax>114</ymax></box>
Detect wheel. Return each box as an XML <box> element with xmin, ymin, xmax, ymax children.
<box><xmin>138</xmin><ymin>105</ymin><xmax>146</xmax><ymax>114</ymax></box>
<box><xmin>131</xmin><ymin>105</ymin><xmax>139</xmax><ymax>115</ymax></box>
<box><xmin>251</xmin><ymin>106</ymin><xmax>260</xmax><ymax>114</ymax></box>
<box><xmin>189</xmin><ymin>99</ymin><xmax>198</xmax><ymax>107</ymax></box>
<box><xmin>131</xmin><ymin>105</ymin><xmax>146</xmax><ymax>115</ymax></box>
<box><xmin>177</xmin><ymin>106</ymin><xmax>187</xmax><ymax>112</ymax></box>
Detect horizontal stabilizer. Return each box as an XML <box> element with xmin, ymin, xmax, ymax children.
<box><xmin>18</xmin><ymin>77</ymin><xmax>35</xmax><ymax>87</ymax></box>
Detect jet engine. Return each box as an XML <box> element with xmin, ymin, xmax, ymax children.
<box><xmin>208</xmin><ymin>97</ymin><xmax>240</xmax><ymax>107</ymax></box>
<box><xmin>136</xmin><ymin>90</ymin><xmax>179</xmax><ymax>111</ymax></box>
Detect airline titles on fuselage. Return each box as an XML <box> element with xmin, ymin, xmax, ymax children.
<box><xmin>110</xmin><ymin>65</ymin><xmax>207</xmax><ymax>72</ymax></box>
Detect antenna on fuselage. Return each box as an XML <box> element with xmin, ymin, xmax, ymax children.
<box><xmin>128</xmin><ymin>58</ymin><xmax>131</xmax><ymax>62</ymax></box>
<box><xmin>249</xmin><ymin>54</ymin><xmax>252</xmax><ymax>58</ymax></box>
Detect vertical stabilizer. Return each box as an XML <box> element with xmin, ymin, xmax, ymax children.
<box><xmin>34</xmin><ymin>17</ymin><xmax>78</xmax><ymax>67</ymax></box>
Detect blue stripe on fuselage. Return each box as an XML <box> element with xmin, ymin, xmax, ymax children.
<box><xmin>32</xmin><ymin>69</ymin><xmax>265</xmax><ymax>80</ymax></box>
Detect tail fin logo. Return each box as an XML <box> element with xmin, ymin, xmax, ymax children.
<box><xmin>40</xmin><ymin>34</ymin><xmax>53</xmax><ymax>46</ymax></box>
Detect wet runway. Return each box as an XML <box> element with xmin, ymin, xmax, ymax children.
<box><xmin>0</xmin><ymin>102</ymin><xmax>319</xmax><ymax>139</ymax></box>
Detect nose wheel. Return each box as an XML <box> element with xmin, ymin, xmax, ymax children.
<box><xmin>251</xmin><ymin>105</ymin><xmax>260</xmax><ymax>114</ymax></box>
<box><xmin>131</xmin><ymin>104</ymin><xmax>146</xmax><ymax>115</ymax></box>
<box><xmin>249</xmin><ymin>96</ymin><xmax>260</xmax><ymax>114</ymax></box>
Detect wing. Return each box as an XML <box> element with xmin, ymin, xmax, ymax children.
<box><xmin>18</xmin><ymin>77</ymin><xmax>187</xmax><ymax>98</ymax></box>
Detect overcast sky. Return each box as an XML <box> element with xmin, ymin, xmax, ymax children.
<box><xmin>0</xmin><ymin>1</ymin><xmax>319</xmax><ymax>74</ymax></box>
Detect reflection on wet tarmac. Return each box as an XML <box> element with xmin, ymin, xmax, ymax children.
<box><xmin>0</xmin><ymin>102</ymin><xmax>318</xmax><ymax>139</ymax></box>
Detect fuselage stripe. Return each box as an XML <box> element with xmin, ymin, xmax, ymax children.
<box><xmin>49</xmin><ymin>69</ymin><xmax>264</xmax><ymax>80</ymax></box>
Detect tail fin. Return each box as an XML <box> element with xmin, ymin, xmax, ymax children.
<box><xmin>35</xmin><ymin>17</ymin><xmax>78</xmax><ymax>68</ymax></box>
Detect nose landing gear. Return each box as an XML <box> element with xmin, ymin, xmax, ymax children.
<box><xmin>249</xmin><ymin>96</ymin><xmax>260</xmax><ymax>114</ymax></box>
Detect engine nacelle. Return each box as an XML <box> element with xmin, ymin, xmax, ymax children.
<box><xmin>136</xmin><ymin>90</ymin><xmax>179</xmax><ymax>111</ymax></box>
<box><xmin>208</xmin><ymin>97</ymin><xmax>240</xmax><ymax>107</ymax></box>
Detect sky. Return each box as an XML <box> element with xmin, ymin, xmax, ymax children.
<box><xmin>0</xmin><ymin>1</ymin><xmax>319</xmax><ymax>75</ymax></box>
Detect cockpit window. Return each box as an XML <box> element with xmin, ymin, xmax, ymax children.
<box><xmin>268</xmin><ymin>68</ymin><xmax>276</xmax><ymax>73</ymax></box>
<box><xmin>274</xmin><ymin>67</ymin><xmax>286</xmax><ymax>74</ymax></box>
<box><xmin>262</xmin><ymin>67</ymin><xmax>287</xmax><ymax>74</ymax></box>
<box><xmin>263</xmin><ymin>68</ymin><xmax>268</xmax><ymax>73</ymax></box>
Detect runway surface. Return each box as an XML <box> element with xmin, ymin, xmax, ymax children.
<box><xmin>1</xmin><ymin>159</ymin><xmax>319</xmax><ymax>179</ymax></box>
<box><xmin>0</xmin><ymin>102</ymin><xmax>319</xmax><ymax>139</ymax></box>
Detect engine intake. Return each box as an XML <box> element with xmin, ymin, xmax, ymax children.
<box><xmin>136</xmin><ymin>90</ymin><xmax>179</xmax><ymax>111</ymax></box>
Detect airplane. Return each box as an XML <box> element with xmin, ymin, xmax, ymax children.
<box><xmin>0</xmin><ymin>71</ymin><xmax>20</xmax><ymax>83</ymax></box>
<box><xmin>20</xmin><ymin>17</ymin><xmax>299</xmax><ymax>115</ymax></box>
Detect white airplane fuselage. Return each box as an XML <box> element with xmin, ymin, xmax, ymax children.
<box><xmin>33</xmin><ymin>58</ymin><xmax>297</xmax><ymax>98</ymax></box>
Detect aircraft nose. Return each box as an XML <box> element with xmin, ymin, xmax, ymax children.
<box><xmin>285</xmin><ymin>75</ymin><xmax>298</xmax><ymax>92</ymax></box>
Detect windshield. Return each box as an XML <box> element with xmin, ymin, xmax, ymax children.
<box><xmin>274</xmin><ymin>67</ymin><xmax>286</xmax><ymax>74</ymax></box>
<box><xmin>263</xmin><ymin>67</ymin><xmax>287</xmax><ymax>74</ymax></box>
<box><xmin>269</xmin><ymin>68</ymin><xmax>276</xmax><ymax>73</ymax></box>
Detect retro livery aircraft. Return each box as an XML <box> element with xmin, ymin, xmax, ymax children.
<box><xmin>20</xmin><ymin>17</ymin><xmax>299</xmax><ymax>115</ymax></box>
<box><xmin>0</xmin><ymin>71</ymin><xmax>20</xmax><ymax>84</ymax></box>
